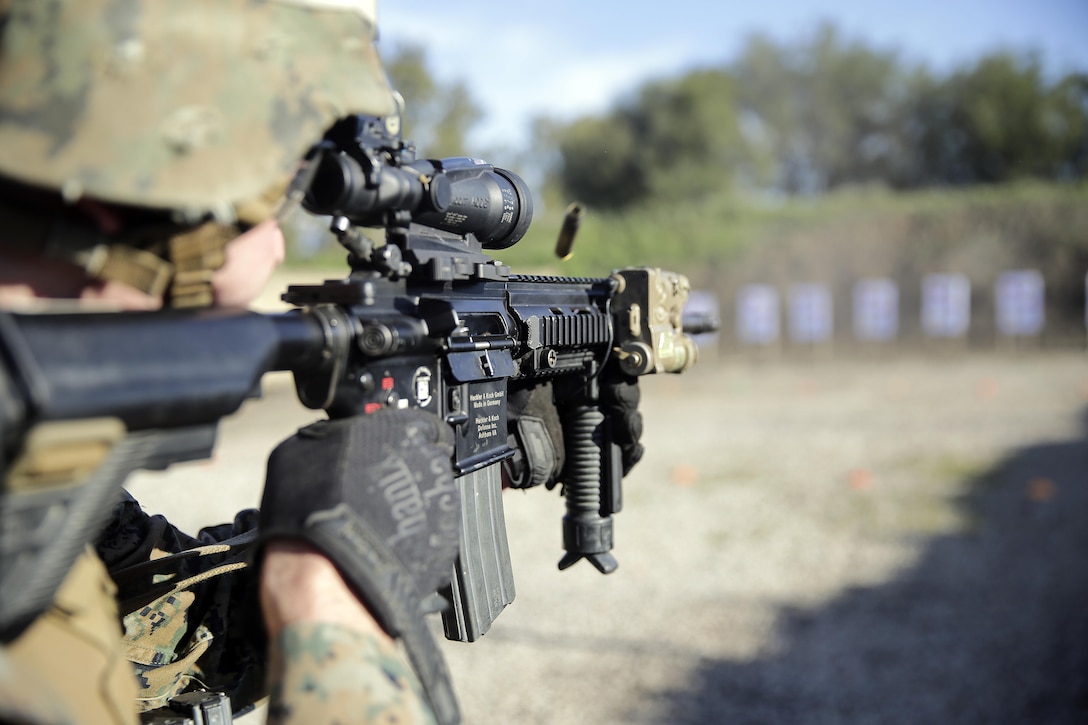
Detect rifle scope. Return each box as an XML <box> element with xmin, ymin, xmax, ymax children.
<box><xmin>303</xmin><ymin>152</ymin><xmax>533</xmax><ymax>250</ymax></box>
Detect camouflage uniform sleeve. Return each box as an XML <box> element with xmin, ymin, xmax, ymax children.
<box><xmin>95</xmin><ymin>494</ymin><xmax>267</xmax><ymax>713</ymax></box>
<box><xmin>267</xmin><ymin>622</ymin><xmax>437</xmax><ymax>725</ymax></box>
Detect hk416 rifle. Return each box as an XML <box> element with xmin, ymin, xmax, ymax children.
<box><xmin>0</xmin><ymin>113</ymin><xmax>713</xmax><ymax>723</ymax></box>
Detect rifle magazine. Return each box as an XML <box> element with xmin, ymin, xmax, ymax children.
<box><xmin>441</xmin><ymin>463</ymin><xmax>515</xmax><ymax>642</ymax></box>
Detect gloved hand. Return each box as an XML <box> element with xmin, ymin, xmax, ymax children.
<box><xmin>503</xmin><ymin>382</ymin><xmax>565</xmax><ymax>489</ymax></box>
<box><xmin>503</xmin><ymin>374</ymin><xmax>645</xmax><ymax>489</ymax></box>
<box><xmin>258</xmin><ymin>408</ymin><xmax>460</xmax><ymax>630</ymax></box>
<box><xmin>600</xmin><ymin>371</ymin><xmax>644</xmax><ymax>476</ymax></box>
<box><xmin>259</xmin><ymin>408</ymin><xmax>462</xmax><ymax>724</ymax></box>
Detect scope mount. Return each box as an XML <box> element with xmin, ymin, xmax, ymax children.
<box><xmin>328</xmin><ymin>212</ymin><xmax>512</xmax><ymax>286</ymax></box>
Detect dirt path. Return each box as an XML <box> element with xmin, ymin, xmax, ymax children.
<box><xmin>126</xmin><ymin>351</ymin><xmax>1088</xmax><ymax>724</ymax></box>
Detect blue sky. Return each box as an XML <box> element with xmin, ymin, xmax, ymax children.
<box><xmin>380</xmin><ymin>0</ymin><xmax>1088</xmax><ymax>151</ymax></box>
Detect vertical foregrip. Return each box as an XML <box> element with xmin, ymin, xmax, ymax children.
<box><xmin>557</xmin><ymin>405</ymin><xmax>618</xmax><ymax>574</ymax></box>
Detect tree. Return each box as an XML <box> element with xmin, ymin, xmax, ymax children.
<box><xmin>905</xmin><ymin>53</ymin><xmax>1088</xmax><ymax>185</ymax></box>
<box><xmin>541</xmin><ymin>23</ymin><xmax>1088</xmax><ymax>206</ymax></box>
<box><xmin>549</xmin><ymin>69</ymin><xmax>746</xmax><ymax>209</ymax></box>
<box><xmin>384</xmin><ymin>43</ymin><xmax>483</xmax><ymax>157</ymax></box>
<box><xmin>732</xmin><ymin>24</ymin><xmax>912</xmax><ymax>194</ymax></box>
<box><xmin>555</xmin><ymin>113</ymin><xmax>646</xmax><ymax>209</ymax></box>
<box><xmin>626</xmin><ymin>70</ymin><xmax>747</xmax><ymax>200</ymax></box>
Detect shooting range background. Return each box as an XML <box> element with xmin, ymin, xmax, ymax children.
<box><xmin>125</xmin><ymin>269</ymin><xmax>1088</xmax><ymax>724</ymax></box>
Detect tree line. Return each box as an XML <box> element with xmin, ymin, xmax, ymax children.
<box><xmin>386</xmin><ymin>23</ymin><xmax>1088</xmax><ymax>211</ymax></box>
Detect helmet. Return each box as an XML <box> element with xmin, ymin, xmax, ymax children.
<box><xmin>0</xmin><ymin>0</ymin><xmax>396</xmax><ymax>217</ymax></box>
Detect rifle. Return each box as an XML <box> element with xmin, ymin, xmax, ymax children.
<box><xmin>0</xmin><ymin>114</ymin><xmax>710</xmax><ymax>723</ymax></box>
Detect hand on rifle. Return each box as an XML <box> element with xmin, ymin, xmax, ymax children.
<box><xmin>503</xmin><ymin>374</ymin><xmax>645</xmax><ymax>490</ymax></box>
<box><xmin>258</xmin><ymin>408</ymin><xmax>462</xmax><ymax>723</ymax></box>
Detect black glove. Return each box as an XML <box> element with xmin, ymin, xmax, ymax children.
<box><xmin>258</xmin><ymin>408</ymin><xmax>461</xmax><ymax>724</ymax></box>
<box><xmin>503</xmin><ymin>382</ymin><xmax>565</xmax><ymax>489</ymax></box>
<box><xmin>600</xmin><ymin>371</ymin><xmax>644</xmax><ymax>476</ymax></box>
<box><xmin>503</xmin><ymin>375</ymin><xmax>645</xmax><ymax>489</ymax></box>
<box><xmin>259</xmin><ymin>408</ymin><xmax>459</xmax><ymax>622</ymax></box>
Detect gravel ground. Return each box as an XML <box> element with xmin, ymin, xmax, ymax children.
<box><xmin>126</xmin><ymin>349</ymin><xmax>1088</xmax><ymax>725</ymax></box>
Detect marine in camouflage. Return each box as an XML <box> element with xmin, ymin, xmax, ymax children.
<box><xmin>0</xmin><ymin>1</ymin><xmax>442</xmax><ymax>722</ymax></box>
<box><xmin>0</xmin><ymin>0</ymin><xmax>396</xmax><ymax>216</ymax></box>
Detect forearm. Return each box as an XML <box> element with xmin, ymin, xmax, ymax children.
<box><xmin>260</xmin><ymin>541</ymin><xmax>436</xmax><ymax>725</ymax></box>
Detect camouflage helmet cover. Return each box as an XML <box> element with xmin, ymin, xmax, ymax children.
<box><xmin>0</xmin><ymin>0</ymin><xmax>396</xmax><ymax>214</ymax></box>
